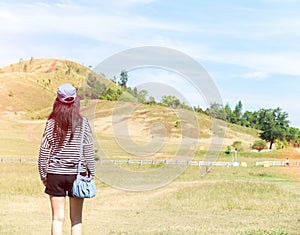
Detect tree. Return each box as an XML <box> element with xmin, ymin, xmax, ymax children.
<box><xmin>194</xmin><ymin>106</ymin><xmax>205</xmax><ymax>114</ymax></box>
<box><xmin>137</xmin><ymin>89</ymin><xmax>148</xmax><ymax>103</ymax></box>
<box><xmin>207</xmin><ymin>102</ymin><xmax>226</xmax><ymax>120</ymax></box>
<box><xmin>146</xmin><ymin>96</ymin><xmax>156</xmax><ymax>105</ymax></box>
<box><xmin>286</xmin><ymin>126</ymin><xmax>300</xmax><ymax>147</ymax></box>
<box><xmin>161</xmin><ymin>95</ymin><xmax>181</xmax><ymax>109</ymax></box>
<box><xmin>252</xmin><ymin>140</ymin><xmax>267</xmax><ymax>152</ymax></box>
<box><xmin>133</xmin><ymin>87</ymin><xmax>138</xmax><ymax>97</ymax></box>
<box><xmin>233</xmin><ymin>100</ymin><xmax>243</xmax><ymax>124</ymax></box>
<box><xmin>118</xmin><ymin>70</ymin><xmax>128</xmax><ymax>89</ymax></box>
<box><xmin>100</xmin><ymin>88</ymin><xmax>123</xmax><ymax>101</ymax></box>
<box><xmin>224</xmin><ymin>103</ymin><xmax>234</xmax><ymax>123</ymax></box>
<box><xmin>80</xmin><ymin>73</ymin><xmax>106</xmax><ymax>99</ymax></box>
<box><xmin>241</xmin><ymin>111</ymin><xmax>254</xmax><ymax>127</ymax></box>
<box><xmin>256</xmin><ymin>108</ymin><xmax>289</xmax><ymax>149</ymax></box>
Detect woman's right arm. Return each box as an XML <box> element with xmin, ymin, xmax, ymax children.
<box><xmin>38</xmin><ymin>123</ymin><xmax>51</xmax><ymax>181</ymax></box>
<box><xmin>83</xmin><ymin>120</ymin><xmax>95</xmax><ymax>178</ymax></box>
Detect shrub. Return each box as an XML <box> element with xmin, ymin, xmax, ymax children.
<box><xmin>252</xmin><ymin>140</ymin><xmax>267</xmax><ymax>152</ymax></box>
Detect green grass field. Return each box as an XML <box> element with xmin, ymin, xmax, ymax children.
<box><xmin>0</xmin><ymin>162</ymin><xmax>299</xmax><ymax>235</ymax></box>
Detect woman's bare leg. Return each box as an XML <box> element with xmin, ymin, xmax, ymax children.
<box><xmin>69</xmin><ymin>197</ymin><xmax>84</xmax><ymax>235</ymax></box>
<box><xmin>50</xmin><ymin>196</ymin><xmax>66</xmax><ymax>235</ymax></box>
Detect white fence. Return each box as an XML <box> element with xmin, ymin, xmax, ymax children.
<box><xmin>0</xmin><ymin>157</ymin><xmax>233</xmax><ymax>167</ymax></box>
<box><xmin>255</xmin><ymin>160</ymin><xmax>299</xmax><ymax>167</ymax></box>
<box><xmin>1</xmin><ymin>157</ymin><xmax>299</xmax><ymax>167</ymax></box>
<box><xmin>0</xmin><ymin>157</ymin><xmax>37</xmax><ymax>164</ymax></box>
<box><xmin>96</xmin><ymin>159</ymin><xmax>233</xmax><ymax>167</ymax></box>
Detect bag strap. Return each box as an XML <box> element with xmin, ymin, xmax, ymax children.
<box><xmin>77</xmin><ymin>118</ymin><xmax>86</xmax><ymax>176</ymax></box>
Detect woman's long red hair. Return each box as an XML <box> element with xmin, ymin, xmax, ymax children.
<box><xmin>48</xmin><ymin>97</ymin><xmax>82</xmax><ymax>146</ymax></box>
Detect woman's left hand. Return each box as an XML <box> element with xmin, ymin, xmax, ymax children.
<box><xmin>42</xmin><ymin>178</ymin><xmax>47</xmax><ymax>186</ymax></box>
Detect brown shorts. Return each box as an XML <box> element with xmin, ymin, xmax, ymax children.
<box><xmin>45</xmin><ymin>173</ymin><xmax>86</xmax><ymax>197</ymax></box>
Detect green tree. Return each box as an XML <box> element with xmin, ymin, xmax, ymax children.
<box><xmin>207</xmin><ymin>102</ymin><xmax>226</xmax><ymax>120</ymax></box>
<box><xmin>232</xmin><ymin>100</ymin><xmax>243</xmax><ymax>124</ymax></box>
<box><xmin>256</xmin><ymin>108</ymin><xmax>289</xmax><ymax>149</ymax></box>
<box><xmin>194</xmin><ymin>106</ymin><xmax>205</xmax><ymax>114</ymax></box>
<box><xmin>241</xmin><ymin>110</ymin><xmax>254</xmax><ymax>127</ymax></box>
<box><xmin>137</xmin><ymin>89</ymin><xmax>148</xmax><ymax>103</ymax></box>
<box><xmin>180</xmin><ymin>102</ymin><xmax>192</xmax><ymax>110</ymax></box>
<box><xmin>100</xmin><ymin>88</ymin><xmax>123</xmax><ymax>101</ymax></box>
<box><xmin>118</xmin><ymin>70</ymin><xmax>128</xmax><ymax>89</ymax></box>
<box><xmin>80</xmin><ymin>73</ymin><xmax>106</xmax><ymax>99</ymax></box>
<box><xmin>146</xmin><ymin>96</ymin><xmax>156</xmax><ymax>105</ymax></box>
<box><xmin>133</xmin><ymin>87</ymin><xmax>138</xmax><ymax>97</ymax></box>
<box><xmin>286</xmin><ymin>126</ymin><xmax>300</xmax><ymax>146</ymax></box>
<box><xmin>161</xmin><ymin>95</ymin><xmax>181</xmax><ymax>109</ymax></box>
<box><xmin>224</xmin><ymin>103</ymin><xmax>234</xmax><ymax>123</ymax></box>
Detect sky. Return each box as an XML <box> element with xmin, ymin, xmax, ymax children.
<box><xmin>1</xmin><ymin>0</ymin><xmax>300</xmax><ymax>127</ymax></box>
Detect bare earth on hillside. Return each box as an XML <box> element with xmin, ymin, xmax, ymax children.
<box><xmin>93</xmin><ymin>115</ymin><xmax>257</xmax><ymax>154</ymax></box>
<box><xmin>0</xmin><ymin>108</ymin><xmax>259</xmax><ymax>159</ymax></box>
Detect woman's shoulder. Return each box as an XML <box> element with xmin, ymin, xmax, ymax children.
<box><xmin>46</xmin><ymin>118</ymin><xmax>55</xmax><ymax>128</ymax></box>
<box><xmin>82</xmin><ymin>117</ymin><xmax>92</xmax><ymax>133</ymax></box>
<box><xmin>82</xmin><ymin>117</ymin><xmax>90</xmax><ymax>125</ymax></box>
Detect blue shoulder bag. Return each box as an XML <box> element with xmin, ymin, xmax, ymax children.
<box><xmin>72</xmin><ymin>119</ymin><xmax>96</xmax><ymax>198</ymax></box>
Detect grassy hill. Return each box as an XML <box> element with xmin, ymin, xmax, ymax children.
<box><xmin>0</xmin><ymin>58</ymin><xmax>110</xmax><ymax>115</ymax></box>
<box><xmin>0</xmin><ymin>58</ymin><xmax>263</xmax><ymax>158</ymax></box>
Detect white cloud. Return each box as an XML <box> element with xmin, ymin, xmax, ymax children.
<box><xmin>113</xmin><ymin>0</ymin><xmax>156</xmax><ymax>5</ymax></box>
<box><xmin>224</xmin><ymin>53</ymin><xmax>300</xmax><ymax>76</ymax></box>
<box><xmin>0</xmin><ymin>1</ymin><xmax>184</xmax><ymax>41</ymax></box>
<box><xmin>191</xmin><ymin>48</ymin><xmax>300</xmax><ymax>77</ymax></box>
<box><xmin>241</xmin><ymin>71</ymin><xmax>269</xmax><ymax>80</ymax></box>
<box><xmin>152</xmin><ymin>39</ymin><xmax>300</xmax><ymax>77</ymax></box>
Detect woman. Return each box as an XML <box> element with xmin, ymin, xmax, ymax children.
<box><xmin>38</xmin><ymin>83</ymin><xmax>95</xmax><ymax>235</ymax></box>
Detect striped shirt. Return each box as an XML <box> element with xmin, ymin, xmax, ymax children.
<box><xmin>38</xmin><ymin>117</ymin><xmax>95</xmax><ymax>180</ymax></box>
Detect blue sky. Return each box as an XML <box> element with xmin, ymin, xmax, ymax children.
<box><xmin>1</xmin><ymin>0</ymin><xmax>300</xmax><ymax>127</ymax></box>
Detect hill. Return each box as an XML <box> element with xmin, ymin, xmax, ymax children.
<box><xmin>0</xmin><ymin>58</ymin><xmax>79</xmax><ymax>112</ymax></box>
<box><xmin>0</xmin><ymin>58</ymin><xmax>110</xmax><ymax>115</ymax></box>
<box><xmin>0</xmin><ymin>58</ymin><xmax>261</xmax><ymax>158</ymax></box>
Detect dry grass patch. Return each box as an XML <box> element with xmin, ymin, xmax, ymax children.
<box><xmin>1</xmin><ymin>163</ymin><xmax>300</xmax><ymax>234</ymax></box>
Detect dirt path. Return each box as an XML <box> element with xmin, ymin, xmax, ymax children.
<box><xmin>45</xmin><ymin>59</ymin><xmax>58</xmax><ymax>73</ymax></box>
